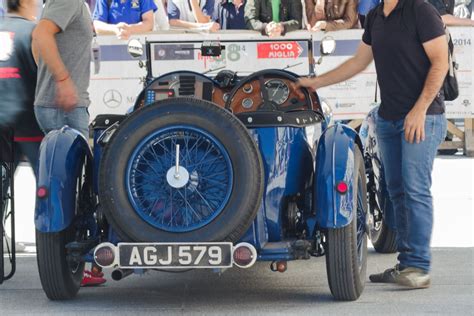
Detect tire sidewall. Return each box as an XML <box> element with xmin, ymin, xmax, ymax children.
<box><xmin>99</xmin><ymin>99</ymin><xmax>264</xmax><ymax>242</ymax></box>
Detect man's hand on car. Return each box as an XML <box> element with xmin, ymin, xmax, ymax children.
<box><xmin>55</xmin><ymin>76</ymin><xmax>78</xmax><ymax>112</ymax></box>
<box><xmin>295</xmin><ymin>77</ymin><xmax>319</xmax><ymax>90</ymax></box>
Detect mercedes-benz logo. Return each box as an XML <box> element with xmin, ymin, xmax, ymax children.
<box><xmin>103</xmin><ymin>89</ymin><xmax>122</xmax><ymax>108</ymax></box>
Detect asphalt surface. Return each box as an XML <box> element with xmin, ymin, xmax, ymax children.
<box><xmin>1</xmin><ymin>248</ymin><xmax>473</xmax><ymax>315</ymax></box>
<box><xmin>2</xmin><ymin>153</ymin><xmax>473</xmax><ymax>315</ymax></box>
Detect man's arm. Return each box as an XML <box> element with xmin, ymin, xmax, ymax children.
<box><xmin>296</xmin><ymin>42</ymin><xmax>374</xmax><ymax>90</ymax></box>
<box><xmin>245</xmin><ymin>0</ymin><xmax>267</xmax><ymax>33</ymax></box>
<box><xmin>32</xmin><ymin>19</ymin><xmax>78</xmax><ymax>110</ymax></box>
<box><xmin>190</xmin><ymin>0</ymin><xmax>211</xmax><ymax>23</ymax></box>
<box><xmin>414</xmin><ymin>35</ymin><xmax>449</xmax><ymax>111</ymax></box>
<box><xmin>403</xmin><ymin>35</ymin><xmax>449</xmax><ymax>143</ymax></box>
<box><xmin>123</xmin><ymin>10</ymin><xmax>155</xmax><ymax>33</ymax></box>
<box><xmin>32</xmin><ymin>20</ymin><xmax>68</xmax><ymax>81</ymax></box>
<box><xmin>93</xmin><ymin>20</ymin><xmax>121</xmax><ymax>35</ymax></box>
<box><xmin>169</xmin><ymin>18</ymin><xmax>205</xmax><ymax>28</ymax></box>
<box><xmin>169</xmin><ymin>18</ymin><xmax>219</xmax><ymax>31</ymax></box>
<box><xmin>441</xmin><ymin>14</ymin><xmax>474</xmax><ymax>26</ymax></box>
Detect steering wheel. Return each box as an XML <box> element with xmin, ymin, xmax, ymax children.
<box><xmin>224</xmin><ymin>69</ymin><xmax>313</xmax><ymax>114</ymax></box>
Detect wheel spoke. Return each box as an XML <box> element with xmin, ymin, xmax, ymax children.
<box><xmin>127</xmin><ymin>126</ymin><xmax>232</xmax><ymax>232</ymax></box>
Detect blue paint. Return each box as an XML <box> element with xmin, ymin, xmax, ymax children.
<box><xmin>35</xmin><ymin>127</ymin><xmax>92</xmax><ymax>232</ymax></box>
<box><xmin>314</xmin><ymin>124</ymin><xmax>362</xmax><ymax>228</ymax></box>
<box><xmin>238</xmin><ymin>125</ymin><xmax>319</xmax><ymax>256</ymax></box>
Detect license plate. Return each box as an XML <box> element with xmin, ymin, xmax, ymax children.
<box><xmin>118</xmin><ymin>242</ymin><xmax>233</xmax><ymax>269</ymax></box>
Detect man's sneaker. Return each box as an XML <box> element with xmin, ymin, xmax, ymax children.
<box><xmin>395</xmin><ymin>267</ymin><xmax>431</xmax><ymax>289</ymax></box>
<box><xmin>81</xmin><ymin>270</ymin><xmax>106</xmax><ymax>287</ymax></box>
<box><xmin>369</xmin><ymin>264</ymin><xmax>400</xmax><ymax>283</ymax></box>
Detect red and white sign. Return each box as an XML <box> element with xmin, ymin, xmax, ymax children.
<box><xmin>257</xmin><ymin>42</ymin><xmax>303</xmax><ymax>59</ymax></box>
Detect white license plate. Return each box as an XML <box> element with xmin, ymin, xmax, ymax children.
<box><xmin>118</xmin><ymin>242</ymin><xmax>233</xmax><ymax>269</ymax></box>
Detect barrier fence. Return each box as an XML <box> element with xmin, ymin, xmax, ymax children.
<box><xmin>90</xmin><ymin>29</ymin><xmax>473</xmax><ymax>155</ymax></box>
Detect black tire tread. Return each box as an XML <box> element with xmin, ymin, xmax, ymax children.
<box><xmin>99</xmin><ymin>98</ymin><xmax>264</xmax><ymax>243</ymax></box>
<box><xmin>36</xmin><ymin>229</ymin><xmax>83</xmax><ymax>300</ymax></box>
<box><xmin>325</xmin><ymin>148</ymin><xmax>367</xmax><ymax>301</ymax></box>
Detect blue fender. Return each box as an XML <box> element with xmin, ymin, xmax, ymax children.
<box><xmin>35</xmin><ymin>127</ymin><xmax>92</xmax><ymax>232</ymax></box>
<box><xmin>314</xmin><ymin>124</ymin><xmax>362</xmax><ymax>229</ymax></box>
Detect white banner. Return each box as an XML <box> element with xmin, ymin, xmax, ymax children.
<box><xmin>89</xmin><ymin>28</ymin><xmax>473</xmax><ymax>121</ymax></box>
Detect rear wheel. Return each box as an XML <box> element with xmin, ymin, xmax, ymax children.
<box><xmin>36</xmin><ymin>227</ymin><xmax>84</xmax><ymax>300</ymax></box>
<box><xmin>325</xmin><ymin>148</ymin><xmax>368</xmax><ymax>301</ymax></box>
<box><xmin>369</xmin><ymin>171</ymin><xmax>397</xmax><ymax>253</ymax></box>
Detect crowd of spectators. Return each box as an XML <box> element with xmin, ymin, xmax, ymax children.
<box><xmin>1</xmin><ymin>0</ymin><xmax>473</xmax><ymax>36</ymax></box>
<box><xmin>87</xmin><ymin>0</ymin><xmax>473</xmax><ymax>37</ymax></box>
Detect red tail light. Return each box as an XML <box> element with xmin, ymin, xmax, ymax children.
<box><xmin>94</xmin><ymin>244</ymin><xmax>116</xmax><ymax>268</ymax></box>
<box><xmin>37</xmin><ymin>186</ymin><xmax>48</xmax><ymax>199</ymax></box>
<box><xmin>336</xmin><ymin>181</ymin><xmax>348</xmax><ymax>194</ymax></box>
<box><xmin>233</xmin><ymin>243</ymin><xmax>257</xmax><ymax>268</ymax></box>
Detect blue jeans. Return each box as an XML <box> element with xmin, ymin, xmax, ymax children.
<box><xmin>375</xmin><ymin>112</ymin><xmax>447</xmax><ymax>272</ymax></box>
<box><xmin>34</xmin><ymin>106</ymin><xmax>89</xmax><ymax>138</ymax></box>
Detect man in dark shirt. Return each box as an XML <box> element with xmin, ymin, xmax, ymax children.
<box><xmin>297</xmin><ymin>0</ymin><xmax>448</xmax><ymax>289</ymax></box>
<box><xmin>0</xmin><ymin>0</ymin><xmax>43</xmax><ymax>176</ymax></box>
<box><xmin>214</xmin><ymin>0</ymin><xmax>246</xmax><ymax>30</ymax></box>
<box><xmin>245</xmin><ymin>0</ymin><xmax>302</xmax><ymax>36</ymax></box>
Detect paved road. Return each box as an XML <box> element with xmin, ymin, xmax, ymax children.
<box><xmin>1</xmin><ymin>248</ymin><xmax>473</xmax><ymax>315</ymax></box>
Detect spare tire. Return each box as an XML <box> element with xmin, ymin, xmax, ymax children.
<box><xmin>99</xmin><ymin>98</ymin><xmax>264</xmax><ymax>242</ymax></box>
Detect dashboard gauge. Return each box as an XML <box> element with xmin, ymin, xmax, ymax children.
<box><xmin>265</xmin><ymin>79</ymin><xmax>290</xmax><ymax>105</ymax></box>
<box><xmin>223</xmin><ymin>93</ymin><xmax>230</xmax><ymax>102</ymax></box>
<box><xmin>243</xmin><ymin>84</ymin><xmax>254</xmax><ymax>94</ymax></box>
<box><xmin>242</xmin><ymin>98</ymin><xmax>254</xmax><ymax>109</ymax></box>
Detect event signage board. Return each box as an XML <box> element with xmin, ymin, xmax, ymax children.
<box><xmin>89</xmin><ymin>29</ymin><xmax>472</xmax><ymax>121</ymax></box>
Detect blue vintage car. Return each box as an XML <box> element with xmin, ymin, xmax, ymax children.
<box><xmin>27</xmin><ymin>38</ymin><xmax>393</xmax><ymax>302</ymax></box>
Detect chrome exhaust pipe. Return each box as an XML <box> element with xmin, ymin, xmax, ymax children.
<box><xmin>111</xmin><ymin>269</ymin><xmax>133</xmax><ymax>281</ymax></box>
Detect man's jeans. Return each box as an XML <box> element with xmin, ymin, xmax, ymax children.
<box><xmin>34</xmin><ymin>106</ymin><xmax>89</xmax><ymax>138</ymax></box>
<box><xmin>375</xmin><ymin>112</ymin><xmax>447</xmax><ymax>272</ymax></box>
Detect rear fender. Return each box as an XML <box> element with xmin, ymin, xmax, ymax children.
<box><xmin>35</xmin><ymin>127</ymin><xmax>92</xmax><ymax>232</ymax></box>
<box><xmin>314</xmin><ymin>124</ymin><xmax>363</xmax><ymax>229</ymax></box>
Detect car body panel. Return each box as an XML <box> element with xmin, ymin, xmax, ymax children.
<box><xmin>314</xmin><ymin>124</ymin><xmax>362</xmax><ymax>229</ymax></box>
<box><xmin>35</xmin><ymin>127</ymin><xmax>91</xmax><ymax>232</ymax></box>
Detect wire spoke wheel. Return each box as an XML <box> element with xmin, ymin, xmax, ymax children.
<box><xmin>126</xmin><ymin>126</ymin><xmax>233</xmax><ymax>233</ymax></box>
<box><xmin>99</xmin><ymin>98</ymin><xmax>264</xmax><ymax>243</ymax></box>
